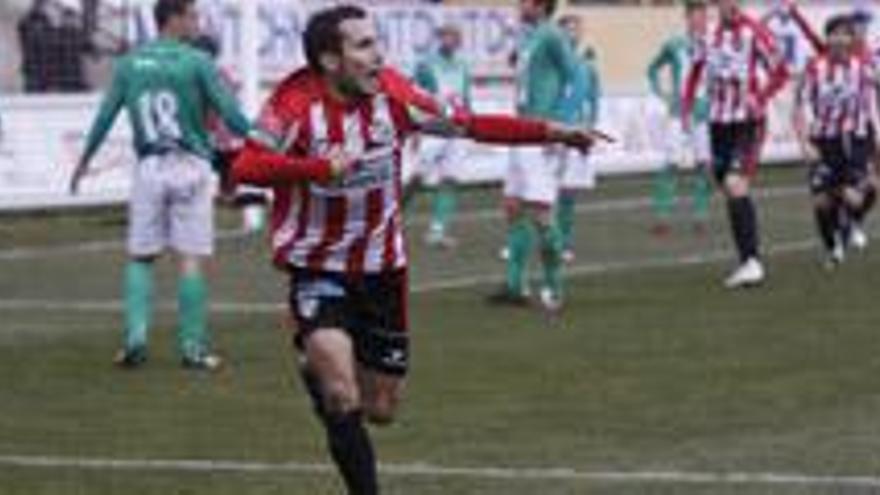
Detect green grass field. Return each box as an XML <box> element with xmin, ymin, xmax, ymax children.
<box><xmin>4</xmin><ymin>167</ymin><xmax>880</xmax><ymax>494</ymax></box>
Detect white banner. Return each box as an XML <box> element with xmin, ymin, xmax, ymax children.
<box><xmin>0</xmin><ymin>86</ymin><xmax>805</xmax><ymax>210</ymax></box>
<box><xmin>126</xmin><ymin>1</ymin><xmax>519</xmax><ymax>81</ymax></box>
<box><xmin>0</xmin><ymin>2</ymin><xmax>864</xmax><ymax>210</ymax></box>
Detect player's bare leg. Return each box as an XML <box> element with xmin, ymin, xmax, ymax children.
<box><xmin>302</xmin><ymin>329</ymin><xmax>378</xmax><ymax>495</ymax></box>
<box><xmin>424</xmin><ymin>177</ymin><xmax>458</xmax><ymax>249</ymax></box>
<box><xmin>488</xmin><ymin>197</ymin><xmax>531</xmax><ymax>305</ymax></box>
<box><xmin>651</xmin><ymin>163</ymin><xmax>677</xmax><ymax>237</ymax></box>
<box><xmin>557</xmin><ymin>188</ymin><xmax>579</xmax><ymax>262</ymax></box>
<box><xmin>529</xmin><ymin>202</ymin><xmax>564</xmax><ymax>313</ymax></box>
<box><xmin>176</xmin><ymin>253</ymin><xmax>220</xmax><ymax>370</ymax></box>
<box><xmin>359</xmin><ymin>368</ymin><xmax>405</xmax><ymax>426</ymax></box>
<box><xmin>846</xmin><ymin>172</ymin><xmax>877</xmax><ymax>250</ymax></box>
<box><xmin>116</xmin><ymin>254</ymin><xmax>159</xmax><ymax>367</ymax></box>
<box><xmin>813</xmin><ymin>191</ymin><xmax>845</xmax><ymax>269</ymax></box>
<box><xmin>722</xmin><ymin>173</ymin><xmax>764</xmax><ymax>288</ymax></box>
<box><xmin>691</xmin><ymin>164</ymin><xmax>712</xmax><ymax>235</ymax></box>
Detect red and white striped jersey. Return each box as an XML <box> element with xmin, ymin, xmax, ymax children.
<box><xmin>800</xmin><ymin>53</ymin><xmax>877</xmax><ymax>139</ymax></box>
<box><xmin>256</xmin><ymin>68</ymin><xmax>446</xmax><ymax>274</ymax></box>
<box><xmin>685</xmin><ymin>11</ymin><xmax>788</xmax><ymax>124</ymax></box>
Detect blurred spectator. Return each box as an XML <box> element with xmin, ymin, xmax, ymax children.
<box><xmin>17</xmin><ymin>0</ymin><xmax>52</xmax><ymax>92</ymax></box>
<box><xmin>53</xmin><ymin>8</ymin><xmax>91</xmax><ymax>91</ymax></box>
<box><xmin>18</xmin><ymin>0</ymin><xmax>92</xmax><ymax>93</ymax></box>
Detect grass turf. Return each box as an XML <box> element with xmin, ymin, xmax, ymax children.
<box><xmin>3</xmin><ymin>167</ymin><xmax>880</xmax><ymax>494</ymax></box>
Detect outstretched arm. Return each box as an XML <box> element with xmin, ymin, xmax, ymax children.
<box><xmin>785</xmin><ymin>0</ymin><xmax>825</xmax><ymax>55</ymax></box>
<box><xmin>754</xmin><ymin>23</ymin><xmax>790</xmax><ymax>107</ymax></box>
<box><xmin>382</xmin><ymin>68</ymin><xmax>611</xmax><ymax>150</ymax></box>
<box><xmin>70</xmin><ymin>62</ymin><xmax>126</xmax><ymax>194</ymax></box>
<box><xmin>231</xmin><ymin>139</ymin><xmax>340</xmax><ymax>187</ymax></box>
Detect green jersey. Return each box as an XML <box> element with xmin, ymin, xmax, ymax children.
<box><xmin>515</xmin><ymin>20</ymin><xmax>584</xmax><ymax>123</ymax></box>
<box><xmin>646</xmin><ymin>34</ymin><xmax>709</xmax><ymax>122</ymax></box>
<box><xmin>413</xmin><ymin>52</ymin><xmax>472</xmax><ymax>110</ymax></box>
<box><xmin>82</xmin><ymin>38</ymin><xmax>251</xmax><ymax>163</ymax></box>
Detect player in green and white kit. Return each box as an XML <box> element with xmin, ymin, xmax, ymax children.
<box><xmin>411</xmin><ymin>23</ymin><xmax>473</xmax><ymax>248</ymax></box>
<box><xmin>558</xmin><ymin>15</ymin><xmax>601</xmax><ymax>263</ymax></box>
<box><xmin>646</xmin><ymin>0</ymin><xmax>712</xmax><ymax>236</ymax></box>
<box><xmin>490</xmin><ymin>0</ymin><xmax>585</xmax><ymax>312</ymax></box>
<box><xmin>69</xmin><ymin>0</ymin><xmax>253</xmax><ymax>370</ymax></box>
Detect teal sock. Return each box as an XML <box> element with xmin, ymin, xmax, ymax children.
<box><xmin>556</xmin><ymin>193</ymin><xmax>576</xmax><ymax>250</ymax></box>
<box><xmin>691</xmin><ymin>168</ymin><xmax>712</xmax><ymax>221</ymax></box>
<box><xmin>506</xmin><ymin>217</ymin><xmax>533</xmax><ymax>294</ymax></box>
<box><xmin>178</xmin><ymin>274</ymin><xmax>208</xmax><ymax>359</ymax></box>
<box><xmin>430</xmin><ymin>183</ymin><xmax>456</xmax><ymax>235</ymax></box>
<box><xmin>538</xmin><ymin>224</ymin><xmax>564</xmax><ymax>297</ymax></box>
<box><xmin>652</xmin><ymin>164</ymin><xmax>678</xmax><ymax>220</ymax></box>
<box><xmin>124</xmin><ymin>261</ymin><xmax>154</xmax><ymax>351</ymax></box>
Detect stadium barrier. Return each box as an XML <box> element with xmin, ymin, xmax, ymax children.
<box><xmin>0</xmin><ymin>1</ymin><xmax>849</xmax><ymax>210</ymax></box>
<box><xmin>0</xmin><ymin>87</ymin><xmax>802</xmax><ymax>210</ymax></box>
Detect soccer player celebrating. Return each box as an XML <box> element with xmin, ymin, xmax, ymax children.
<box><xmin>230</xmin><ymin>5</ymin><xmax>603</xmax><ymax>494</ymax></box>
<box><xmin>646</xmin><ymin>0</ymin><xmax>712</xmax><ymax>237</ymax></box>
<box><xmin>69</xmin><ymin>0</ymin><xmax>254</xmax><ymax>369</ymax></box>
<box><xmin>792</xmin><ymin>15</ymin><xmax>880</xmax><ymax>267</ymax></box>
<box><xmin>492</xmin><ymin>0</ymin><xmax>586</xmax><ymax>311</ymax></box>
<box><xmin>557</xmin><ymin>15</ymin><xmax>601</xmax><ymax>262</ymax></box>
<box><xmin>682</xmin><ymin>0</ymin><xmax>788</xmax><ymax>288</ymax></box>
<box><xmin>786</xmin><ymin>1</ymin><xmax>879</xmax><ymax>250</ymax></box>
<box><xmin>410</xmin><ymin>23</ymin><xmax>473</xmax><ymax>248</ymax></box>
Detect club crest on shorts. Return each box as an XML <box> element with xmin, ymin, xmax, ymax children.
<box><xmin>298</xmin><ymin>294</ymin><xmax>320</xmax><ymax>320</ymax></box>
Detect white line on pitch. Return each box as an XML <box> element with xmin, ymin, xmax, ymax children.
<box><xmin>0</xmin><ymin>186</ymin><xmax>804</xmax><ymax>261</ymax></box>
<box><xmin>0</xmin><ymin>237</ymin><xmax>816</xmax><ymax>314</ymax></box>
<box><xmin>1</xmin><ymin>454</ymin><xmax>879</xmax><ymax>488</ymax></box>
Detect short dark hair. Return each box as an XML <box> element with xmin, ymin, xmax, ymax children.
<box><xmin>191</xmin><ymin>34</ymin><xmax>220</xmax><ymax>58</ymax></box>
<box><xmin>558</xmin><ymin>14</ymin><xmax>579</xmax><ymax>27</ymax></box>
<box><xmin>542</xmin><ymin>0</ymin><xmax>559</xmax><ymax>16</ymax></box>
<box><xmin>154</xmin><ymin>0</ymin><xmax>195</xmax><ymax>30</ymax></box>
<box><xmin>684</xmin><ymin>0</ymin><xmax>707</xmax><ymax>13</ymax></box>
<box><xmin>851</xmin><ymin>9</ymin><xmax>873</xmax><ymax>26</ymax></box>
<box><xmin>303</xmin><ymin>5</ymin><xmax>368</xmax><ymax>73</ymax></box>
<box><xmin>825</xmin><ymin>14</ymin><xmax>853</xmax><ymax>36</ymax></box>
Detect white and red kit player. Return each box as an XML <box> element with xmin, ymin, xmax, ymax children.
<box><xmin>230</xmin><ymin>5</ymin><xmax>604</xmax><ymax>494</ymax></box>
<box><xmin>786</xmin><ymin>1</ymin><xmax>880</xmax><ymax>247</ymax></box>
<box><xmin>793</xmin><ymin>15</ymin><xmax>880</xmax><ymax>265</ymax></box>
<box><xmin>682</xmin><ymin>0</ymin><xmax>788</xmax><ymax>288</ymax></box>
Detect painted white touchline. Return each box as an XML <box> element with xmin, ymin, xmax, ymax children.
<box><xmin>0</xmin><ymin>455</ymin><xmax>879</xmax><ymax>488</ymax></box>
<box><xmin>0</xmin><ymin>186</ymin><xmax>804</xmax><ymax>261</ymax></box>
<box><xmin>0</xmin><ymin>229</ymin><xmax>249</xmax><ymax>261</ymax></box>
<box><xmin>0</xmin><ymin>237</ymin><xmax>817</xmax><ymax>314</ymax></box>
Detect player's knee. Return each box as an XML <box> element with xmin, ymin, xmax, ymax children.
<box><xmin>177</xmin><ymin>255</ymin><xmax>206</xmax><ymax>277</ymax></box>
<box><xmin>364</xmin><ymin>394</ymin><xmax>399</xmax><ymax>426</ymax></box>
<box><xmin>813</xmin><ymin>192</ymin><xmax>833</xmax><ymax>210</ymax></box>
<box><xmin>724</xmin><ymin>174</ymin><xmax>749</xmax><ymax>198</ymax></box>
<box><xmin>842</xmin><ymin>187</ymin><xmax>864</xmax><ymax>208</ymax></box>
<box><xmin>322</xmin><ymin>379</ymin><xmax>362</xmax><ymax>416</ymax></box>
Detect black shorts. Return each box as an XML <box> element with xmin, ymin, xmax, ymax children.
<box><xmin>809</xmin><ymin>136</ymin><xmax>871</xmax><ymax>194</ymax></box>
<box><xmin>709</xmin><ymin>120</ymin><xmax>766</xmax><ymax>183</ymax></box>
<box><xmin>289</xmin><ymin>268</ymin><xmax>409</xmax><ymax>376</ymax></box>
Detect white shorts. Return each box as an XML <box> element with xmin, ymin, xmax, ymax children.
<box><xmin>504</xmin><ymin>145</ymin><xmax>564</xmax><ymax>205</ymax></box>
<box><xmin>128</xmin><ymin>152</ymin><xmax>215</xmax><ymax>257</ymax></box>
<box><xmin>415</xmin><ymin>136</ymin><xmax>467</xmax><ymax>185</ymax></box>
<box><xmin>661</xmin><ymin>118</ymin><xmax>711</xmax><ymax>167</ymax></box>
<box><xmin>559</xmin><ymin>148</ymin><xmax>597</xmax><ymax>190</ymax></box>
